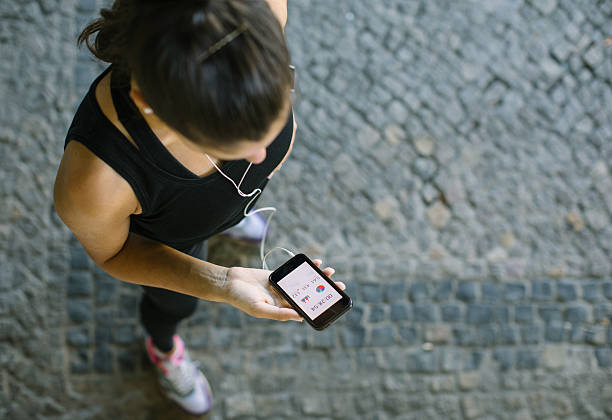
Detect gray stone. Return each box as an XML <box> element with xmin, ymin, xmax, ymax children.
<box><xmin>344</xmin><ymin>305</ymin><xmax>364</xmax><ymax>326</ymax></box>
<box><xmin>114</xmin><ymin>324</ymin><xmax>136</xmax><ymax>345</ymax></box>
<box><xmin>421</xmin><ymin>183</ymin><xmax>439</xmax><ymax>204</ymax></box>
<box><xmin>557</xmin><ymin>282</ymin><xmax>577</xmax><ymax>302</ymax></box>
<box><xmin>66</xmin><ymin>327</ymin><xmax>89</xmax><ymax>347</ymax></box>
<box><xmin>67</xmin><ymin>272</ymin><xmax>93</xmax><ymax>297</ymax></box>
<box><xmin>370</xmin><ymin>325</ymin><xmax>395</xmax><ymax>346</ymax></box>
<box><xmin>118</xmin><ymin>294</ymin><xmax>138</xmax><ymax>318</ymax></box>
<box><xmin>398</xmin><ymin>326</ymin><xmax>418</xmax><ymax>344</ymax></box>
<box><xmin>569</xmin><ymin>326</ymin><xmax>585</xmax><ymax>343</ymax></box>
<box><xmin>67</xmin><ymin>300</ymin><xmax>92</xmax><ymax>324</ymax></box>
<box><xmin>603</xmin><ymin>282</ymin><xmax>612</xmax><ymax>300</ymax></box>
<box><xmin>493</xmin><ymin>306</ymin><xmax>510</xmax><ymax>324</ymax></box>
<box><xmin>476</xmin><ymin>327</ymin><xmax>497</xmax><ymax>346</ymax></box>
<box><xmin>218</xmin><ymin>305</ymin><xmax>243</xmax><ymax>328</ymax></box>
<box><xmin>504</xmin><ymin>283</ymin><xmax>526</xmax><ymax>302</ymax></box>
<box><xmin>434</xmin><ymin>280</ymin><xmax>454</xmax><ymax>301</ymax></box>
<box><xmin>384</xmin><ymin>282</ymin><xmax>407</xmax><ymax>302</ymax></box>
<box><xmin>361</xmin><ymin>282</ymin><xmax>383</xmax><ymax>303</ymax></box>
<box><xmin>388</xmin><ymin>100</ymin><xmax>408</xmax><ymax>124</ymax></box>
<box><xmin>493</xmin><ymin>348</ymin><xmax>515</xmax><ymax>370</ymax></box>
<box><xmin>582</xmin><ymin>283</ymin><xmax>601</xmax><ymax>302</ymax></box>
<box><xmin>545</xmin><ymin>321</ymin><xmax>565</xmax><ymax>342</ymax></box>
<box><xmin>564</xmin><ymin>305</ymin><xmax>590</xmax><ymax>323</ymax></box>
<box><xmin>117</xmin><ymin>350</ymin><xmax>137</xmax><ymax>372</ymax></box>
<box><xmin>441</xmin><ymin>304</ymin><xmax>461</xmax><ymax>322</ymax></box>
<box><xmin>456</xmin><ymin>281</ymin><xmax>477</xmax><ymax>302</ymax></box>
<box><xmin>70</xmin><ymin>349</ymin><xmax>90</xmax><ymax>374</ymax></box>
<box><xmin>410</xmin><ymin>281</ymin><xmax>430</xmax><ymax>301</ymax></box>
<box><xmin>462</xmin><ymin>395</ymin><xmax>484</xmax><ymax>419</ymax></box>
<box><xmin>584</xmin><ymin>45</ymin><xmax>604</xmax><ymax>68</ymax></box>
<box><xmin>424</xmin><ymin>325</ymin><xmax>451</xmax><ymax>344</ymax></box>
<box><xmin>225</xmin><ymin>392</ymin><xmax>256</xmax><ymax>419</ymax></box>
<box><xmin>585</xmin><ymin>326</ymin><xmax>606</xmax><ymax>345</ymax></box>
<box><xmin>340</xmin><ymin>326</ymin><xmax>366</xmax><ymax>347</ymax></box>
<box><xmin>539</xmin><ymin>305</ymin><xmax>562</xmax><ymax>322</ymax></box>
<box><xmin>412</xmin><ymin>158</ymin><xmax>437</xmax><ymax>181</ymax></box>
<box><xmin>407</xmin><ymin>350</ymin><xmax>437</xmax><ymax>373</ymax></box>
<box><xmin>595</xmin><ymin>348</ymin><xmax>612</xmax><ymax>368</ymax></box>
<box><xmin>453</xmin><ymin>327</ymin><xmax>474</xmax><ymax>346</ymax></box>
<box><xmin>515</xmin><ymin>305</ymin><xmax>534</xmax><ymax>323</ymax></box>
<box><xmin>481</xmin><ymin>282</ymin><xmax>500</xmax><ymax>302</ymax></box>
<box><xmin>439</xmin><ymin>349</ymin><xmax>462</xmax><ymax>372</ymax></box>
<box><xmin>69</xmin><ymin>245</ymin><xmax>90</xmax><ymax>270</ymax></box>
<box><xmin>95</xmin><ymin>326</ymin><xmax>113</xmax><ymax>346</ymax></box>
<box><xmin>427</xmin><ymin>201</ymin><xmax>451</xmax><ymax>228</ymax></box>
<box><xmin>466</xmin><ymin>304</ymin><xmax>492</xmax><ymax>324</ymax></box>
<box><xmin>93</xmin><ymin>346</ymin><xmax>114</xmax><ymax>373</ymax></box>
<box><xmin>521</xmin><ymin>325</ymin><xmax>541</xmax><ymax>344</ymax></box>
<box><xmin>532</xmin><ymin>281</ymin><xmax>554</xmax><ymax>301</ymax></box>
<box><xmin>593</xmin><ymin>303</ymin><xmax>611</xmax><ymax>322</ymax></box>
<box><xmin>516</xmin><ymin>348</ymin><xmax>539</xmax><ymax>369</ymax></box>
<box><xmin>531</xmin><ymin>0</ymin><xmax>558</xmax><ymax>15</ymax></box>
<box><xmin>500</xmin><ymin>327</ymin><xmax>520</xmax><ymax>345</ymax></box>
<box><xmin>95</xmin><ymin>276</ymin><xmax>116</xmax><ymax>305</ymax></box>
<box><xmin>368</xmin><ymin>304</ymin><xmax>386</xmax><ymax>323</ymax></box>
<box><xmin>390</xmin><ymin>302</ymin><xmax>411</xmax><ymax>322</ymax></box>
<box><xmin>413</xmin><ymin>302</ymin><xmax>437</xmax><ymax>322</ymax></box>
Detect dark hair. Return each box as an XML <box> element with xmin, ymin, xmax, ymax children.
<box><xmin>78</xmin><ymin>0</ymin><xmax>292</xmax><ymax>146</ymax></box>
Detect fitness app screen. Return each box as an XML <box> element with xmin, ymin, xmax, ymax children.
<box><xmin>277</xmin><ymin>262</ymin><xmax>342</xmax><ymax>320</ymax></box>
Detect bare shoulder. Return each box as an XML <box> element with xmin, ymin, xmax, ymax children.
<box><xmin>265</xmin><ymin>0</ymin><xmax>287</xmax><ymax>28</ymax></box>
<box><xmin>54</xmin><ymin>140</ymin><xmax>141</xmax><ymax>219</ymax></box>
<box><xmin>54</xmin><ymin>140</ymin><xmax>141</xmax><ymax>264</ymax></box>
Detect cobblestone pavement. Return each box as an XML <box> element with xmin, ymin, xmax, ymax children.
<box><xmin>2</xmin><ymin>0</ymin><xmax>612</xmax><ymax>419</ymax></box>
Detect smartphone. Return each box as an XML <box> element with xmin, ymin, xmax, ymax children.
<box><xmin>269</xmin><ymin>253</ymin><xmax>353</xmax><ymax>330</ymax></box>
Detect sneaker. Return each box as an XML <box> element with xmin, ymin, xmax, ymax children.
<box><xmin>145</xmin><ymin>334</ymin><xmax>213</xmax><ymax>415</ymax></box>
<box><xmin>221</xmin><ymin>213</ymin><xmax>266</xmax><ymax>243</ymax></box>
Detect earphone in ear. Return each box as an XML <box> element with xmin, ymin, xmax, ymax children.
<box><xmin>205</xmin><ymin>154</ymin><xmax>294</xmax><ymax>269</ymax></box>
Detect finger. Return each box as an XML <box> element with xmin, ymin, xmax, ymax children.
<box><xmin>312</xmin><ymin>259</ymin><xmax>322</xmax><ymax>267</ymax></box>
<box><xmin>322</xmin><ymin>267</ymin><xmax>335</xmax><ymax>277</ymax></box>
<box><xmin>334</xmin><ymin>281</ymin><xmax>346</xmax><ymax>290</ymax></box>
<box><xmin>253</xmin><ymin>302</ymin><xmax>303</xmax><ymax>322</ymax></box>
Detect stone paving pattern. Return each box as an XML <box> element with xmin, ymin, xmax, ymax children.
<box><xmin>1</xmin><ymin>0</ymin><xmax>612</xmax><ymax>419</ymax></box>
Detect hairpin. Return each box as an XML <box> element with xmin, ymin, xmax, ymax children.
<box><xmin>197</xmin><ymin>23</ymin><xmax>248</xmax><ymax>62</ymax></box>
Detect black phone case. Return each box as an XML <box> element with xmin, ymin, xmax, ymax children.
<box><xmin>269</xmin><ymin>254</ymin><xmax>353</xmax><ymax>330</ymax></box>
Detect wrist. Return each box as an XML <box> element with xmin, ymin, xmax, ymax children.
<box><xmin>190</xmin><ymin>261</ymin><xmax>230</xmax><ymax>303</ymax></box>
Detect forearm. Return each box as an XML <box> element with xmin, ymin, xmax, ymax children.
<box><xmin>100</xmin><ymin>232</ymin><xmax>229</xmax><ymax>302</ymax></box>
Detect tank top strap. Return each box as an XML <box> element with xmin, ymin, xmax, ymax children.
<box><xmin>109</xmin><ymin>70</ymin><xmax>197</xmax><ymax>178</ymax></box>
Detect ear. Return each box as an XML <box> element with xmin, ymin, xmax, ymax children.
<box><xmin>128</xmin><ymin>82</ymin><xmax>150</xmax><ymax>111</ymax></box>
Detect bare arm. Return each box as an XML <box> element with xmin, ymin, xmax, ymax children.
<box><xmin>53</xmin><ymin>141</ymin><xmax>333</xmax><ymax>320</ymax></box>
<box><xmin>54</xmin><ymin>141</ymin><xmax>230</xmax><ymax>301</ymax></box>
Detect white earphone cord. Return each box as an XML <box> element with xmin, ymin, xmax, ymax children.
<box><xmin>205</xmin><ymin>154</ymin><xmax>295</xmax><ymax>270</ymax></box>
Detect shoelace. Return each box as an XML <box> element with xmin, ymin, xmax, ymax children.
<box><xmin>165</xmin><ymin>357</ymin><xmax>200</xmax><ymax>396</ymax></box>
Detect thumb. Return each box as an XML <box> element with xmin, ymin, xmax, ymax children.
<box><xmin>252</xmin><ymin>302</ymin><xmax>303</xmax><ymax>322</ymax></box>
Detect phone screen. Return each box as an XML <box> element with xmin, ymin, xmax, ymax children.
<box><xmin>276</xmin><ymin>261</ymin><xmax>343</xmax><ymax>320</ymax></box>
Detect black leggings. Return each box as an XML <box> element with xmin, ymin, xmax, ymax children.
<box><xmin>139</xmin><ymin>241</ymin><xmax>207</xmax><ymax>352</ymax></box>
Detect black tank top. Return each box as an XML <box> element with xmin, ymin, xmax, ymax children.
<box><xmin>64</xmin><ymin>66</ymin><xmax>294</xmax><ymax>253</ymax></box>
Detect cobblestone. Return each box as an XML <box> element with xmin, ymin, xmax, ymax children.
<box><xmin>3</xmin><ymin>0</ymin><xmax>612</xmax><ymax>418</ymax></box>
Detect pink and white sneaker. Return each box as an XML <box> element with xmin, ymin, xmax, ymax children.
<box><xmin>145</xmin><ymin>334</ymin><xmax>213</xmax><ymax>415</ymax></box>
<box><xmin>221</xmin><ymin>213</ymin><xmax>267</xmax><ymax>243</ymax></box>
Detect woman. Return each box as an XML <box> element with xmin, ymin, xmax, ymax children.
<box><xmin>53</xmin><ymin>0</ymin><xmax>345</xmax><ymax>415</ymax></box>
